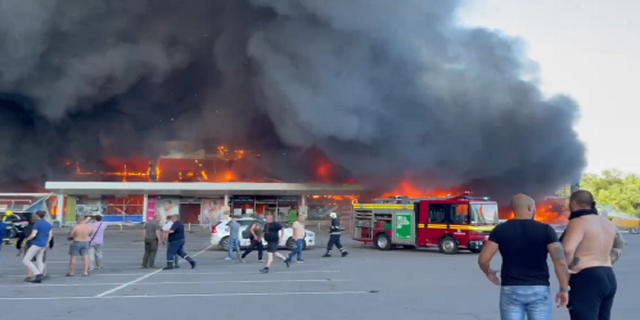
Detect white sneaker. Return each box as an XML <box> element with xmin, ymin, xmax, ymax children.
<box><xmin>225</xmin><ymin>257</ymin><xmax>232</xmax><ymax>260</ymax></box>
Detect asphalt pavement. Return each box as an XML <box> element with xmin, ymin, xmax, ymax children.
<box><xmin>0</xmin><ymin>229</ymin><xmax>638</xmax><ymax>320</ymax></box>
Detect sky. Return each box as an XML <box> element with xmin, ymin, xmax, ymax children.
<box><xmin>458</xmin><ymin>0</ymin><xmax>640</xmax><ymax>175</ymax></box>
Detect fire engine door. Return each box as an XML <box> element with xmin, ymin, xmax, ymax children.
<box><xmin>424</xmin><ymin>203</ymin><xmax>450</xmax><ymax>244</ymax></box>
<box><xmin>392</xmin><ymin>211</ymin><xmax>415</xmax><ymax>245</ymax></box>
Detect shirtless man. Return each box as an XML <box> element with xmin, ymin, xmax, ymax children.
<box><xmin>67</xmin><ymin>216</ymin><xmax>94</xmax><ymax>276</ymax></box>
<box><xmin>561</xmin><ymin>190</ymin><xmax>624</xmax><ymax>320</ymax></box>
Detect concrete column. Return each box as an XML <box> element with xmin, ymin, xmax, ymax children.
<box><xmin>142</xmin><ymin>194</ymin><xmax>149</xmax><ymax>222</ymax></box>
<box><xmin>224</xmin><ymin>194</ymin><xmax>229</xmax><ymax>206</ymax></box>
<box><xmin>299</xmin><ymin>195</ymin><xmax>308</xmax><ymax>219</ymax></box>
<box><xmin>56</xmin><ymin>193</ymin><xmax>64</xmax><ymax>224</ymax></box>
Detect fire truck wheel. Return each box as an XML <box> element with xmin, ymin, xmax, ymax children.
<box><xmin>438</xmin><ymin>237</ymin><xmax>459</xmax><ymax>254</ymax></box>
<box><xmin>374</xmin><ymin>233</ymin><xmax>392</xmax><ymax>251</ymax></box>
<box><xmin>631</xmin><ymin>227</ymin><xmax>639</xmax><ymax>234</ymax></box>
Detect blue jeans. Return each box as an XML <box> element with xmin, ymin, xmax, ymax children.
<box><xmin>228</xmin><ymin>238</ymin><xmax>241</xmax><ymax>258</ymax></box>
<box><xmin>287</xmin><ymin>239</ymin><xmax>304</xmax><ymax>262</ymax></box>
<box><xmin>500</xmin><ymin>286</ymin><xmax>552</xmax><ymax>320</ymax></box>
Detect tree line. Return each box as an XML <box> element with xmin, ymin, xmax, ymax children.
<box><xmin>559</xmin><ymin>170</ymin><xmax>640</xmax><ymax>217</ymax></box>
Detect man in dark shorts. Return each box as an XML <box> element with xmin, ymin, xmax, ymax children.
<box><xmin>561</xmin><ymin>190</ymin><xmax>623</xmax><ymax>320</ymax></box>
<box><xmin>260</xmin><ymin>215</ymin><xmax>289</xmax><ymax>274</ymax></box>
<box><xmin>163</xmin><ymin>214</ymin><xmax>196</xmax><ymax>270</ymax></box>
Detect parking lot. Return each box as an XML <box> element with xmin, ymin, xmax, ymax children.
<box><xmin>0</xmin><ymin>228</ymin><xmax>638</xmax><ymax>320</ymax></box>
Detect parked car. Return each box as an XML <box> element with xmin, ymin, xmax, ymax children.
<box><xmin>210</xmin><ymin>217</ymin><xmax>316</xmax><ymax>251</ymax></box>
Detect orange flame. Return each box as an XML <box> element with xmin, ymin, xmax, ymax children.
<box><xmin>381</xmin><ymin>181</ymin><xmax>455</xmax><ymax>198</ymax></box>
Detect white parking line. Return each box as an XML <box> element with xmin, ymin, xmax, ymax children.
<box><xmin>0</xmin><ymin>279</ymin><xmax>351</xmax><ymax>288</ymax></box>
<box><xmin>0</xmin><ymin>290</ymin><xmax>370</xmax><ymax>301</ymax></box>
<box><xmin>93</xmin><ymin>245</ymin><xmax>212</xmax><ymax>298</ymax></box>
<box><xmin>0</xmin><ymin>270</ymin><xmax>340</xmax><ymax>277</ymax></box>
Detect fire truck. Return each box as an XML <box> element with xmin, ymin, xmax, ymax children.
<box><xmin>352</xmin><ymin>193</ymin><xmax>499</xmax><ymax>254</ymax></box>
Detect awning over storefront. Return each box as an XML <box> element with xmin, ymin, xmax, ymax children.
<box><xmin>44</xmin><ymin>181</ymin><xmax>364</xmax><ymax>196</ymax></box>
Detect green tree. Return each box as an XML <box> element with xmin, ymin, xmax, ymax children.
<box><xmin>563</xmin><ymin>170</ymin><xmax>640</xmax><ymax>217</ymax></box>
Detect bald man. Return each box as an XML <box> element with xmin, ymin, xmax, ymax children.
<box><xmin>561</xmin><ymin>190</ymin><xmax>623</xmax><ymax>320</ymax></box>
<box><xmin>479</xmin><ymin>194</ymin><xmax>570</xmax><ymax>320</ymax></box>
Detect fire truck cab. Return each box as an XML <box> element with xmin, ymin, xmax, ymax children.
<box><xmin>352</xmin><ymin>193</ymin><xmax>499</xmax><ymax>254</ymax></box>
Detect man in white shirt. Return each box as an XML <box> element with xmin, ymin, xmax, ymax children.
<box><xmin>161</xmin><ymin>215</ymin><xmax>179</xmax><ymax>267</ymax></box>
<box><xmin>287</xmin><ymin>215</ymin><xmax>305</xmax><ymax>264</ymax></box>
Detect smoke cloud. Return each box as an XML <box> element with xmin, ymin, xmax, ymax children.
<box><xmin>0</xmin><ymin>0</ymin><xmax>585</xmax><ymax>199</ymax></box>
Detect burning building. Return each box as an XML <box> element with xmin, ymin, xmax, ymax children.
<box><xmin>1</xmin><ymin>0</ymin><xmax>585</xmax><ymax>222</ymax></box>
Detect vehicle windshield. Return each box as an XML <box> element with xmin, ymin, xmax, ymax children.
<box><xmin>470</xmin><ymin>203</ymin><xmax>498</xmax><ymax>224</ymax></box>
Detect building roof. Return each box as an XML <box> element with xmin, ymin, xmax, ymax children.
<box><xmin>44</xmin><ymin>181</ymin><xmax>363</xmax><ymax>196</ymax></box>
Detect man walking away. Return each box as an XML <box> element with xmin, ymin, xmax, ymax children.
<box><xmin>89</xmin><ymin>214</ymin><xmax>107</xmax><ymax>270</ymax></box>
<box><xmin>288</xmin><ymin>215</ymin><xmax>305</xmax><ymax>264</ymax></box>
<box><xmin>260</xmin><ymin>215</ymin><xmax>289</xmax><ymax>273</ymax></box>
<box><xmin>67</xmin><ymin>216</ymin><xmax>93</xmax><ymax>277</ymax></box>
<box><xmin>561</xmin><ymin>190</ymin><xmax>622</xmax><ymax>320</ymax></box>
<box><xmin>241</xmin><ymin>216</ymin><xmax>264</xmax><ymax>262</ymax></box>
<box><xmin>35</xmin><ymin>211</ymin><xmax>54</xmax><ymax>279</ymax></box>
<box><xmin>478</xmin><ymin>194</ymin><xmax>570</xmax><ymax>320</ymax></box>
<box><xmin>163</xmin><ymin>214</ymin><xmax>196</xmax><ymax>270</ymax></box>
<box><xmin>323</xmin><ymin>212</ymin><xmax>348</xmax><ymax>257</ymax></box>
<box><xmin>23</xmin><ymin>212</ymin><xmax>52</xmax><ymax>283</ymax></box>
<box><xmin>142</xmin><ymin>214</ymin><xmax>163</xmax><ymax>268</ymax></box>
<box><xmin>225</xmin><ymin>215</ymin><xmax>243</xmax><ymax>262</ymax></box>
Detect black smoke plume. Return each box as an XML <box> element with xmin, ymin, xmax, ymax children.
<box><xmin>0</xmin><ymin>0</ymin><xmax>585</xmax><ymax>199</ymax></box>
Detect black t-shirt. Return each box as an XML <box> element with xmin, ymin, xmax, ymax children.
<box><xmin>488</xmin><ymin>219</ymin><xmax>559</xmax><ymax>286</ymax></box>
<box><xmin>169</xmin><ymin>221</ymin><xmax>185</xmax><ymax>242</ymax></box>
<box><xmin>264</xmin><ymin>222</ymin><xmax>283</xmax><ymax>243</ymax></box>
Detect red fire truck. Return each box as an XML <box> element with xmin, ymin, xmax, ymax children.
<box><xmin>352</xmin><ymin>193</ymin><xmax>499</xmax><ymax>254</ymax></box>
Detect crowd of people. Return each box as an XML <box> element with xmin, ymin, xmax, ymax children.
<box><xmin>479</xmin><ymin>190</ymin><xmax>625</xmax><ymax>320</ymax></box>
<box><xmin>0</xmin><ymin>189</ymin><xmax>626</xmax><ymax>319</ymax></box>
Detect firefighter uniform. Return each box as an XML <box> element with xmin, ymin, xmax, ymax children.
<box><xmin>164</xmin><ymin>218</ymin><xmax>196</xmax><ymax>270</ymax></box>
<box><xmin>323</xmin><ymin>212</ymin><xmax>348</xmax><ymax>257</ymax></box>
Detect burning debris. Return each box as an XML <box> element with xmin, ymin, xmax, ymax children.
<box><xmin>0</xmin><ymin>0</ymin><xmax>585</xmax><ymax>198</ymax></box>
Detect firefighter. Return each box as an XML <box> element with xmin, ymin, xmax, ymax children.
<box><xmin>322</xmin><ymin>212</ymin><xmax>348</xmax><ymax>257</ymax></box>
<box><xmin>163</xmin><ymin>214</ymin><xmax>196</xmax><ymax>270</ymax></box>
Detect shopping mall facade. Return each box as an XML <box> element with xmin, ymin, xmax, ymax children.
<box><xmin>6</xmin><ymin>182</ymin><xmax>361</xmax><ymax>225</ymax></box>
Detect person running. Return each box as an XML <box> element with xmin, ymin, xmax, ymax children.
<box><xmin>225</xmin><ymin>215</ymin><xmax>243</xmax><ymax>261</ymax></box>
<box><xmin>260</xmin><ymin>215</ymin><xmax>289</xmax><ymax>274</ymax></box>
<box><xmin>163</xmin><ymin>214</ymin><xmax>196</xmax><ymax>270</ymax></box>
<box><xmin>478</xmin><ymin>194</ymin><xmax>570</xmax><ymax>320</ymax></box>
<box><xmin>22</xmin><ymin>211</ymin><xmax>52</xmax><ymax>283</ymax></box>
<box><xmin>67</xmin><ymin>216</ymin><xmax>93</xmax><ymax>276</ymax></box>
<box><xmin>142</xmin><ymin>214</ymin><xmax>163</xmax><ymax>268</ymax></box>
<box><xmin>241</xmin><ymin>215</ymin><xmax>265</xmax><ymax>262</ymax></box>
<box><xmin>561</xmin><ymin>190</ymin><xmax>623</xmax><ymax>320</ymax></box>
<box><xmin>89</xmin><ymin>214</ymin><xmax>107</xmax><ymax>270</ymax></box>
<box><xmin>287</xmin><ymin>215</ymin><xmax>305</xmax><ymax>264</ymax></box>
<box><xmin>322</xmin><ymin>212</ymin><xmax>348</xmax><ymax>257</ymax></box>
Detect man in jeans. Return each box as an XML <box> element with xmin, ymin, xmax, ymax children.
<box><xmin>241</xmin><ymin>216</ymin><xmax>264</xmax><ymax>262</ymax></box>
<box><xmin>287</xmin><ymin>215</ymin><xmax>305</xmax><ymax>264</ymax></box>
<box><xmin>478</xmin><ymin>194</ymin><xmax>570</xmax><ymax>320</ymax></box>
<box><xmin>225</xmin><ymin>215</ymin><xmax>243</xmax><ymax>262</ymax></box>
<box><xmin>142</xmin><ymin>214</ymin><xmax>162</xmax><ymax>268</ymax></box>
<box><xmin>23</xmin><ymin>212</ymin><xmax>52</xmax><ymax>283</ymax></box>
<box><xmin>89</xmin><ymin>215</ymin><xmax>107</xmax><ymax>270</ymax></box>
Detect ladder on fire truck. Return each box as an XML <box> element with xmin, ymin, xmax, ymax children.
<box><xmin>371</xmin><ymin>192</ymin><xmax>491</xmax><ymax>204</ymax></box>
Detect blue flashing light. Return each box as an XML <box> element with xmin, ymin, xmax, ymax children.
<box><xmin>462</xmin><ymin>195</ymin><xmax>490</xmax><ymax>200</ymax></box>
